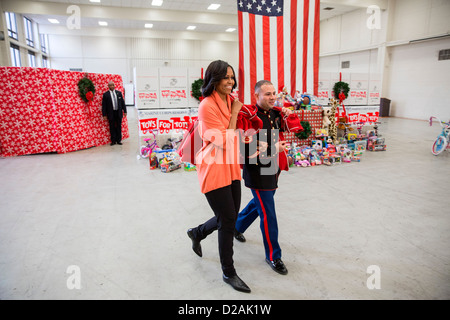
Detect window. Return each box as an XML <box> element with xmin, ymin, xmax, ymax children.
<box><xmin>28</xmin><ymin>50</ymin><xmax>36</xmax><ymax>67</ymax></box>
<box><xmin>40</xmin><ymin>34</ymin><xmax>48</xmax><ymax>53</ymax></box>
<box><xmin>341</xmin><ymin>61</ymin><xmax>350</xmax><ymax>69</ymax></box>
<box><xmin>438</xmin><ymin>49</ymin><xmax>450</xmax><ymax>61</ymax></box>
<box><xmin>5</xmin><ymin>12</ymin><xmax>18</xmax><ymax>40</ymax></box>
<box><xmin>24</xmin><ymin>17</ymin><xmax>34</xmax><ymax>47</ymax></box>
<box><xmin>10</xmin><ymin>44</ymin><xmax>21</xmax><ymax>67</ymax></box>
<box><xmin>42</xmin><ymin>56</ymin><xmax>49</xmax><ymax>68</ymax></box>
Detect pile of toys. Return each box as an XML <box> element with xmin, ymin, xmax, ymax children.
<box><xmin>149</xmin><ymin>149</ymin><xmax>182</xmax><ymax>173</ymax></box>
<box><xmin>287</xmin><ymin>121</ymin><xmax>386</xmax><ymax>168</ymax></box>
<box><xmin>287</xmin><ymin>139</ymin><xmax>356</xmax><ymax>167</ymax></box>
<box><xmin>275</xmin><ymin>87</ymin><xmax>321</xmax><ymax>111</ymax></box>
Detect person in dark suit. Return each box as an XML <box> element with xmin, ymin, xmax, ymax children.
<box><xmin>102</xmin><ymin>81</ymin><xmax>127</xmax><ymax>145</ymax></box>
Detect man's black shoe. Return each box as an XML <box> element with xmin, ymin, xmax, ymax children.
<box><xmin>187</xmin><ymin>228</ymin><xmax>202</xmax><ymax>257</ymax></box>
<box><xmin>117</xmin><ymin>142</ymin><xmax>123</xmax><ymax>145</ymax></box>
<box><xmin>234</xmin><ymin>229</ymin><xmax>246</xmax><ymax>242</ymax></box>
<box><xmin>266</xmin><ymin>258</ymin><xmax>288</xmax><ymax>275</ymax></box>
<box><xmin>110</xmin><ymin>142</ymin><xmax>116</xmax><ymax>146</ymax></box>
<box><xmin>223</xmin><ymin>274</ymin><xmax>251</xmax><ymax>293</ymax></box>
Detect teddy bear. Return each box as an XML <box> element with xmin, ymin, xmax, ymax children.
<box><xmin>322</xmin><ymin>106</ymin><xmax>332</xmax><ymax>129</ymax></box>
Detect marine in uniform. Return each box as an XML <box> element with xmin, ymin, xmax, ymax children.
<box><xmin>235</xmin><ymin>80</ymin><xmax>291</xmax><ymax>275</ymax></box>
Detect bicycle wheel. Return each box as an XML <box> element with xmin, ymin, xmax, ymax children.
<box><xmin>140</xmin><ymin>145</ymin><xmax>150</xmax><ymax>158</ymax></box>
<box><xmin>431</xmin><ymin>135</ymin><xmax>447</xmax><ymax>155</ymax></box>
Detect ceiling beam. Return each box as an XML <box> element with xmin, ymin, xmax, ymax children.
<box><xmin>1</xmin><ymin>0</ymin><xmax>238</xmax><ymax>26</ymax></box>
<box><xmin>320</xmin><ymin>0</ymin><xmax>388</xmax><ymax>10</ymax></box>
<box><xmin>38</xmin><ymin>24</ymin><xmax>238</xmax><ymax>42</ymax></box>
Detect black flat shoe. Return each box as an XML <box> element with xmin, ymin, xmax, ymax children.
<box><xmin>117</xmin><ymin>142</ymin><xmax>123</xmax><ymax>145</ymax></box>
<box><xmin>223</xmin><ymin>274</ymin><xmax>251</xmax><ymax>293</ymax></box>
<box><xmin>234</xmin><ymin>229</ymin><xmax>246</xmax><ymax>242</ymax></box>
<box><xmin>110</xmin><ymin>142</ymin><xmax>116</xmax><ymax>146</ymax></box>
<box><xmin>187</xmin><ymin>228</ymin><xmax>202</xmax><ymax>257</ymax></box>
<box><xmin>266</xmin><ymin>258</ymin><xmax>288</xmax><ymax>275</ymax></box>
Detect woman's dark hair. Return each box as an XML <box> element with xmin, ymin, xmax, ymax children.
<box><xmin>201</xmin><ymin>60</ymin><xmax>237</xmax><ymax>97</ymax></box>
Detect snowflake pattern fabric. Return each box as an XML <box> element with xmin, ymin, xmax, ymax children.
<box><xmin>0</xmin><ymin>67</ymin><xmax>129</xmax><ymax>157</ymax></box>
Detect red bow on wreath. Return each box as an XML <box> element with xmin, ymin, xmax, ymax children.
<box><xmin>86</xmin><ymin>91</ymin><xmax>94</xmax><ymax>102</ymax></box>
<box><xmin>338</xmin><ymin>91</ymin><xmax>348</xmax><ymax>123</ymax></box>
<box><xmin>86</xmin><ymin>91</ymin><xmax>94</xmax><ymax>118</ymax></box>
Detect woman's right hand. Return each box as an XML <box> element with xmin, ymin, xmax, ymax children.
<box><xmin>231</xmin><ymin>98</ymin><xmax>243</xmax><ymax>116</ymax></box>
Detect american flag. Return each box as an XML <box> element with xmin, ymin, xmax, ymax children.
<box><xmin>237</xmin><ymin>0</ymin><xmax>320</xmax><ymax>105</ymax></box>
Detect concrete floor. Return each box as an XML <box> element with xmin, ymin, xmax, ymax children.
<box><xmin>1</xmin><ymin>108</ymin><xmax>449</xmax><ymax>300</ymax></box>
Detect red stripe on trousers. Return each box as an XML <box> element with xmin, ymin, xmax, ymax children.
<box><xmin>255</xmin><ymin>190</ymin><xmax>273</xmax><ymax>261</ymax></box>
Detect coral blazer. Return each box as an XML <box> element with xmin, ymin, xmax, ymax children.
<box><xmin>195</xmin><ymin>91</ymin><xmax>241</xmax><ymax>194</ymax></box>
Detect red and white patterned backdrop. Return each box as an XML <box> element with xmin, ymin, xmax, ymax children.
<box><xmin>0</xmin><ymin>67</ymin><xmax>129</xmax><ymax>157</ymax></box>
<box><xmin>284</xmin><ymin>110</ymin><xmax>324</xmax><ymax>146</ymax></box>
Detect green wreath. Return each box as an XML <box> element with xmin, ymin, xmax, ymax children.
<box><xmin>333</xmin><ymin>81</ymin><xmax>350</xmax><ymax>100</ymax></box>
<box><xmin>191</xmin><ymin>78</ymin><xmax>204</xmax><ymax>101</ymax></box>
<box><xmin>78</xmin><ymin>77</ymin><xmax>96</xmax><ymax>103</ymax></box>
<box><xmin>295</xmin><ymin>121</ymin><xmax>312</xmax><ymax>140</ymax></box>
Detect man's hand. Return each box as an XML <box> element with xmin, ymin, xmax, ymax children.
<box><xmin>275</xmin><ymin>140</ymin><xmax>287</xmax><ymax>153</ymax></box>
<box><xmin>257</xmin><ymin>140</ymin><xmax>268</xmax><ymax>153</ymax></box>
<box><xmin>281</xmin><ymin>107</ymin><xmax>293</xmax><ymax>117</ymax></box>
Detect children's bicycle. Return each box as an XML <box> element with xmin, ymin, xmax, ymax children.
<box><xmin>429</xmin><ymin>116</ymin><xmax>450</xmax><ymax>156</ymax></box>
<box><xmin>139</xmin><ymin>131</ymin><xmax>159</xmax><ymax>158</ymax></box>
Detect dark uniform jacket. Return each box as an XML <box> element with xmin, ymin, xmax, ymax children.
<box><xmin>241</xmin><ymin>105</ymin><xmax>284</xmax><ymax>190</ymax></box>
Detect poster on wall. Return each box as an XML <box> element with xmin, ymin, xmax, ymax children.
<box><xmin>349</xmin><ymin>73</ymin><xmax>368</xmax><ymax>105</ymax></box>
<box><xmin>134</xmin><ymin>67</ymin><xmax>160</xmax><ymax>109</ymax></box>
<box><xmin>368</xmin><ymin>74</ymin><xmax>381</xmax><ymax>105</ymax></box>
<box><xmin>317</xmin><ymin>73</ymin><xmax>331</xmax><ymax>105</ymax></box>
<box><xmin>159</xmin><ymin>68</ymin><xmax>189</xmax><ymax>108</ymax></box>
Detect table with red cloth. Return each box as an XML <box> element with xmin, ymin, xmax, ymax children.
<box><xmin>0</xmin><ymin>67</ymin><xmax>129</xmax><ymax>157</ymax></box>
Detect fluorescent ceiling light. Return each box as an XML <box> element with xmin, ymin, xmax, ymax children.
<box><xmin>48</xmin><ymin>18</ymin><xmax>60</xmax><ymax>24</ymax></box>
<box><xmin>152</xmin><ymin>0</ymin><xmax>163</xmax><ymax>6</ymax></box>
<box><xmin>98</xmin><ymin>21</ymin><xmax>108</xmax><ymax>26</ymax></box>
<box><xmin>225</xmin><ymin>28</ymin><xmax>236</xmax><ymax>32</ymax></box>
<box><xmin>89</xmin><ymin>0</ymin><xmax>101</xmax><ymax>3</ymax></box>
<box><xmin>186</xmin><ymin>26</ymin><xmax>196</xmax><ymax>30</ymax></box>
<box><xmin>207</xmin><ymin>4</ymin><xmax>221</xmax><ymax>10</ymax></box>
<box><xmin>145</xmin><ymin>23</ymin><xmax>153</xmax><ymax>28</ymax></box>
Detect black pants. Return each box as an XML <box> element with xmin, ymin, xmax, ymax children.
<box><xmin>192</xmin><ymin>180</ymin><xmax>241</xmax><ymax>277</ymax></box>
<box><xmin>108</xmin><ymin>110</ymin><xmax>122</xmax><ymax>143</ymax></box>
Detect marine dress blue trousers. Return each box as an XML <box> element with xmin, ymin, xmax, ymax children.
<box><xmin>235</xmin><ymin>189</ymin><xmax>281</xmax><ymax>261</ymax></box>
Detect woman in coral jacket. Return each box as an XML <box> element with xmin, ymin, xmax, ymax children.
<box><xmin>186</xmin><ymin>60</ymin><xmax>250</xmax><ymax>293</ymax></box>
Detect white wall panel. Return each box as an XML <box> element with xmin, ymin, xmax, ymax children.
<box><xmin>48</xmin><ymin>35</ymin><xmax>83</xmax><ymax>58</ymax></box>
<box><xmin>81</xmin><ymin>37</ymin><xmax>127</xmax><ymax>59</ymax></box>
<box><xmin>390</xmin><ymin>0</ymin><xmax>450</xmax><ymax>42</ymax></box>
<box><xmin>385</xmin><ymin>38</ymin><xmax>450</xmax><ymax>120</ymax></box>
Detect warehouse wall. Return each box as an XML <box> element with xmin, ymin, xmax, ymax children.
<box><xmin>48</xmin><ymin>34</ymin><xmax>238</xmax><ymax>85</ymax></box>
<box><xmin>319</xmin><ymin>0</ymin><xmax>450</xmax><ymax>120</ymax></box>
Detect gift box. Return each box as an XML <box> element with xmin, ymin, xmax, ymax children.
<box><xmin>284</xmin><ymin>110</ymin><xmax>323</xmax><ymax>146</ymax></box>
